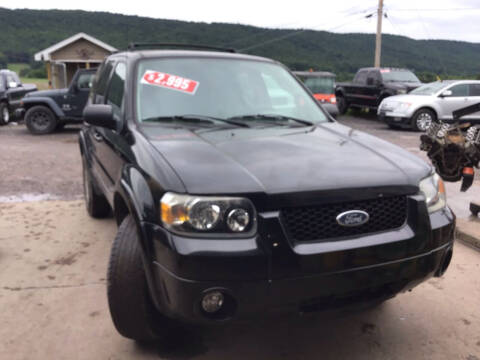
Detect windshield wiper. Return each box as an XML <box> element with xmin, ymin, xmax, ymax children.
<box><xmin>142</xmin><ymin>115</ymin><xmax>249</xmax><ymax>128</ymax></box>
<box><xmin>228</xmin><ymin>114</ymin><xmax>313</xmax><ymax>126</ymax></box>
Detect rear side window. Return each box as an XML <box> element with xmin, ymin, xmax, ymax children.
<box><xmin>106</xmin><ymin>62</ymin><xmax>126</xmax><ymax>115</ymax></box>
<box><xmin>448</xmin><ymin>84</ymin><xmax>469</xmax><ymax>97</ymax></box>
<box><xmin>354</xmin><ymin>71</ymin><xmax>367</xmax><ymax>84</ymax></box>
<box><xmin>469</xmin><ymin>84</ymin><xmax>480</xmax><ymax>96</ymax></box>
<box><xmin>77</xmin><ymin>73</ymin><xmax>94</xmax><ymax>89</ymax></box>
<box><xmin>93</xmin><ymin>61</ymin><xmax>114</xmax><ymax>103</ymax></box>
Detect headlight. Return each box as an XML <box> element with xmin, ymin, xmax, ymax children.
<box><xmin>395</xmin><ymin>102</ymin><xmax>412</xmax><ymax>112</ymax></box>
<box><xmin>160</xmin><ymin>192</ymin><xmax>256</xmax><ymax>235</ymax></box>
<box><xmin>419</xmin><ymin>173</ymin><xmax>446</xmax><ymax>213</ymax></box>
<box><xmin>396</xmin><ymin>89</ymin><xmax>407</xmax><ymax>94</ymax></box>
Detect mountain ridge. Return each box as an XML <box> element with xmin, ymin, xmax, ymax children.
<box><xmin>0</xmin><ymin>7</ymin><xmax>479</xmax><ymax>80</ymax></box>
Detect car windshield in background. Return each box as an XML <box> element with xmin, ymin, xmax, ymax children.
<box><xmin>136</xmin><ymin>58</ymin><xmax>328</xmax><ymax>126</ymax></box>
<box><xmin>410</xmin><ymin>81</ymin><xmax>450</xmax><ymax>95</ymax></box>
<box><xmin>301</xmin><ymin>77</ymin><xmax>335</xmax><ymax>94</ymax></box>
<box><xmin>381</xmin><ymin>70</ymin><xmax>420</xmax><ymax>83</ymax></box>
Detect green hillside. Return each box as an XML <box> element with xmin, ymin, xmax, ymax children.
<box><xmin>0</xmin><ymin>7</ymin><xmax>479</xmax><ymax>81</ymax></box>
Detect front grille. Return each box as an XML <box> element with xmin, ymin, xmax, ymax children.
<box><xmin>281</xmin><ymin>196</ymin><xmax>407</xmax><ymax>242</ymax></box>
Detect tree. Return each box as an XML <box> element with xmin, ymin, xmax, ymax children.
<box><xmin>0</xmin><ymin>52</ymin><xmax>7</xmax><ymax>69</ymax></box>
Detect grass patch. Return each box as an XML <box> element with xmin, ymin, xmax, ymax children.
<box><xmin>8</xmin><ymin>63</ymin><xmax>49</xmax><ymax>89</ymax></box>
<box><xmin>7</xmin><ymin>63</ymin><xmax>30</xmax><ymax>73</ymax></box>
<box><xmin>21</xmin><ymin>78</ymin><xmax>49</xmax><ymax>90</ymax></box>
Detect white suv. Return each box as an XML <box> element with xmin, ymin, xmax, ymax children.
<box><xmin>378</xmin><ymin>80</ymin><xmax>480</xmax><ymax>131</ymax></box>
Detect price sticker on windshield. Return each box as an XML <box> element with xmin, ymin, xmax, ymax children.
<box><xmin>141</xmin><ymin>70</ymin><xmax>199</xmax><ymax>95</ymax></box>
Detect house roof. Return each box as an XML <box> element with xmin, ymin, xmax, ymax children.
<box><xmin>34</xmin><ymin>32</ymin><xmax>117</xmax><ymax>61</ymax></box>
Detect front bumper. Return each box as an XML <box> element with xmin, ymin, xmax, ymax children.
<box><xmin>145</xmin><ymin>199</ymin><xmax>455</xmax><ymax>324</ymax></box>
<box><xmin>378</xmin><ymin>111</ymin><xmax>411</xmax><ymax>127</ymax></box>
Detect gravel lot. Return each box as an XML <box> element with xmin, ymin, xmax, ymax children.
<box><xmin>0</xmin><ymin>117</ymin><xmax>479</xmax><ymax>359</ymax></box>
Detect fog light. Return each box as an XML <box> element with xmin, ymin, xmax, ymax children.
<box><xmin>201</xmin><ymin>291</ymin><xmax>224</xmax><ymax>313</ymax></box>
<box><xmin>226</xmin><ymin>208</ymin><xmax>250</xmax><ymax>232</ymax></box>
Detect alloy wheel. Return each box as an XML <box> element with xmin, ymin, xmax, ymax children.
<box><xmin>416</xmin><ymin>112</ymin><xmax>433</xmax><ymax>131</ymax></box>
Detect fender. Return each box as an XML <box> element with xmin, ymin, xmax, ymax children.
<box><xmin>117</xmin><ymin>167</ymin><xmax>165</xmax><ymax>310</ymax></box>
<box><xmin>22</xmin><ymin>97</ymin><xmax>65</xmax><ymax>118</ymax></box>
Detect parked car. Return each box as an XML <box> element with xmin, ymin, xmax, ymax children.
<box><xmin>294</xmin><ymin>71</ymin><xmax>338</xmax><ymax>117</ymax></box>
<box><xmin>79</xmin><ymin>44</ymin><xmax>455</xmax><ymax>343</ymax></box>
<box><xmin>378</xmin><ymin>80</ymin><xmax>480</xmax><ymax>131</ymax></box>
<box><xmin>0</xmin><ymin>69</ymin><xmax>37</xmax><ymax>125</ymax></box>
<box><xmin>335</xmin><ymin>67</ymin><xmax>422</xmax><ymax>114</ymax></box>
<box><xmin>17</xmin><ymin>68</ymin><xmax>96</xmax><ymax>134</ymax></box>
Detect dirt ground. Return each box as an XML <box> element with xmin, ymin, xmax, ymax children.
<box><xmin>0</xmin><ymin>124</ymin><xmax>83</xmax><ymax>201</ymax></box>
<box><xmin>0</xmin><ymin>119</ymin><xmax>479</xmax><ymax>359</ymax></box>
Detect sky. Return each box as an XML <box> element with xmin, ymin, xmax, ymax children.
<box><xmin>3</xmin><ymin>0</ymin><xmax>480</xmax><ymax>43</ymax></box>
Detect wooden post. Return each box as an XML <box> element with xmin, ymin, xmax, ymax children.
<box><xmin>46</xmin><ymin>61</ymin><xmax>52</xmax><ymax>89</ymax></box>
<box><xmin>374</xmin><ymin>0</ymin><xmax>384</xmax><ymax>67</ymax></box>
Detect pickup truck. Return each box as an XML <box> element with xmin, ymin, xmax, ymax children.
<box><xmin>0</xmin><ymin>69</ymin><xmax>37</xmax><ymax>125</ymax></box>
<box><xmin>335</xmin><ymin>67</ymin><xmax>422</xmax><ymax>114</ymax></box>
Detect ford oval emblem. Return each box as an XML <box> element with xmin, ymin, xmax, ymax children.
<box><xmin>336</xmin><ymin>210</ymin><xmax>370</xmax><ymax>227</ymax></box>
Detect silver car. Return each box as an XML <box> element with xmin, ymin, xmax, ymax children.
<box><xmin>378</xmin><ymin>80</ymin><xmax>480</xmax><ymax>131</ymax></box>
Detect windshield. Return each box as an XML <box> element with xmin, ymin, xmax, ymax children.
<box><xmin>301</xmin><ymin>77</ymin><xmax>335</xmax><ymax>95</ymax></box>
<box><xmin>136</xmin><ymin>58</ymin><xmax>328</xmax><ymax>125</ymax></box>
<box><xmin>410</xmin><ymin>81</ymin><xmax>450</xmax><ymax>95</ymax></box>
<box><xmin>381</xmin><ymin>70</ymin><xmax>420</xmax><ymax>83</ymax></box>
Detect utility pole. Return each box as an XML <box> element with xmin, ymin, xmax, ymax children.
<box><xmin>374</xmin><ymin>0</ymin><xmax>384</xmax><ymax>67</ymax></box>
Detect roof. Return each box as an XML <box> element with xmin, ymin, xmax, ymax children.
<box><xmin>359</xmin><ymin>67</ymin><xmax>411</xmax><ymax>72</ymax></box>
<box><xmin>34</xmin><ymin>32</ymin><xmax>117</xmax><ymax>61</ymax></box>
<box><xmin>115</xmin><ymin>49</ymin><xmax>274</xmax><ymax>63</ymax></box>
<box><xmin>294</xmin><ymin>71</ymin><xmax>335</xmax><ymax>78</ymax></box>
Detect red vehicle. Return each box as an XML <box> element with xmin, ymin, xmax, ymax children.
<box><xmin>294</xmin><ymin>71</ymin><xmax>336</xmax><ymax>104</ymax></box>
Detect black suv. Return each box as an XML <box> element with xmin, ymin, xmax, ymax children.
<box><xmin>19</xmin><ymin>68</ymin><xmax>96</xmax><ymax>134</ymax></box>
<box><xmin>79</xmin><ymin>44</ymin><xmax>455</xmax><ymax>342</ymax></box>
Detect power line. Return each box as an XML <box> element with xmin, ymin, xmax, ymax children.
<box><xmin>227</xmin><ymin>7</ymin><xmax>376</xmax><ymax>48</ymax></box>
<box><xmin>390</xmin><ymin>7</ymin><xmax>480</xmax><ymax>12</ymax></box>
<box><xmin>239</xmin><ymin>15</ymin><xmax>372</xmax><ymax>52</ymax></box>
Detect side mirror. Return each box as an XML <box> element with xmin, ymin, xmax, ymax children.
<box><xmin>366</xmin><ymin>77</ymin><xmax>374</xmax><ymax>86</ymax></box>
<box><xmin>440</xmin><ymin>90</ymin><xmax>452</xmax><ymax>98</ymax></box>
<box><xmin>83</xmin><ymin>104</ymin><xmax>117</xmax><ymax>129</ymax></box>
<box><xmin>8</xmin><ymin>82</ymin><xmax>18</xmax><ymax>88</ymax></box>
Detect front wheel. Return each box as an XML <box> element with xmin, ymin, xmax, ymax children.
<box><xmin>107</xmin><ymin>215</ymin><xmax>175</xmax><ymax>341</ymax></box>
<box><xmin>411</xmin><ymin>109</ymin><xmax>435</xmax><ymax>132</ymax></box>
<box><xmin>0</xmin><ymin>102</ymin><xmax>9</xmax><ymax>125</ymax></box>
<box><xmin>337</xmin><ymin>95</ymin><xmax>349</xmax><ymax>115</ymax></box>
<box><xmin>25</xmin><ymin>105</ymin><xmax>58</xmax><ymax>134</ymax></box>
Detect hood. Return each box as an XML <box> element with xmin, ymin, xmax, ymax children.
<box><xmin>381</xmin><ymin>94</ymin><xmax>432</xmax><ymax>105</ymax></box>
<box><xmin>144</xmin><ymin>122</ymin><xmax>430</xmax><ymax>195</ymax></box>
<box><xmin>25</xmin><ymin>88</ymin><xmax>68</xmax><ymax>98</ymax></box>
<box><xmin>386</xmin><ymin>82</ymin><xmax>422</xmax><ymax>93</ymax></box>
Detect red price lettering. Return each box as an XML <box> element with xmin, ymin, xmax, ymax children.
<box><xmin>142</xmin><ymin>71</ymin><xmax>199</xmax><ymax>94</ymax></box>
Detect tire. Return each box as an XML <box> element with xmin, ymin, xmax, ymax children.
<box><xmin>25</xmin><ymin>105</ymin><xmax>58</xmax><ymax>134</ymax></box>
<box><xmin>0</xmin><ymin>102</ymin><xmax>9</xmax><ymax>125</ymax></box>
<box><xmin>337</xmin><ymin>95</ymin><xmax>349</xmax><ymax>115</ymax></box>
<box><xmin>107</xmin><ymin>215</ymin><xmax>172</xmax><ymax>341</ymax></box>
<box><xmin>82</xmin><ymin>159</ymin><xmax>111</xmax><ymax>218</ymax></box>
<box><xmin>410</xmin><ymin>108</ymin><xmax>435</xmax><ymax>132</ymax></box>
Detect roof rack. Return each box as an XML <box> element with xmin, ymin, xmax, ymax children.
<box><xmin>127</xmin><ymin>43</ymin><xmax>236</xmax><ymax>53</ymax></box>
